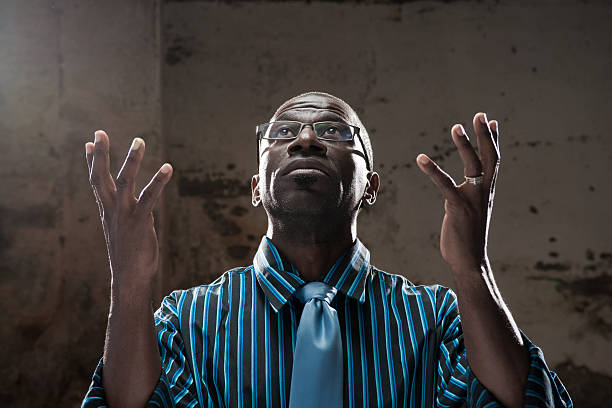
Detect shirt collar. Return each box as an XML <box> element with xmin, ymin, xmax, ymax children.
<box><xmin>253</xmin><ymin>235</ymin><xmax>371</xmax><ymax>312</ymax></box>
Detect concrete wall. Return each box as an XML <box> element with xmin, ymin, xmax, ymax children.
<box><xmin>1</xmin><ymin>0</ymin><xmax>610</xmax><ymax>406</ymax></box>
<box><xmin>0</xmin><ymin>0</ymin><xmax>162</xmax><ymax>405</ymax></box>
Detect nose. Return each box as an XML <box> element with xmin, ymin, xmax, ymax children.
<box><xmin>286</xmin><ymin>124</ymin><xmax>327</xmax><ymax>158</ymax></box>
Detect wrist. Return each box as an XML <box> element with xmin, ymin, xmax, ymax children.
<box><xmin>448</xmin><ymin>257</ymin><xmax>490</xmax><ymax>277</ymax></box>
<box><xmin>110</xmin><ymin>276</ymin><xmax>154</xmax><ymax>306</ymax></box>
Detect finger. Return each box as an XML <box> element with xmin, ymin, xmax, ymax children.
<box><xmin>86</xmin><ymin>142</ymin><xmax>105</xmax><ymax>218</ymax></box>
<box><xmin>91</xmin><ymin>185</ymin><xmax>106</xmax><ymax>221</ymax></box>
<box><xmin>484</xmin><ymin>167</ymin><xmax>499</xmax><ymax>233</ymax></box>
<box><xmin>488</xmin><ymin>119</ymin><xmax>501</xmax><ymax>194</ymax></box>
<box><xmin>416</xmin><ymin>154</ymin><xmax>462</xmax><ymax>204</ymax></box>
<box><xmin>489</xmin><ymin>119</ymin><xmax>499</xmax><ymax>146</ymax></box>
<box><xmin>90</xmin><ymin>130</ymin><xmax>116</xmax><ymax>205</ymax></box>
<box><xmin>85</xmin><ymin>142</ymin><xmax>94</xmax><ymax>173</ymax></box>
<box><xmin>488</xmin><ymin>165</ymin><xmax>499</xmax><ymax>201</ymax></box>
<box><xmin>472</xmin><ymin>113</ymin><xmax>500</xmax><ymax>189</ymax></box>
<box><xmin>136</xmin><ymin>163</ymin><xmax>173</xmax><ymax>215</ymax></box>
<box><xmin>116</xmin><ymin>138</ymin><xmax>145</xmax><ymax>204</ymax></box>
<box><xmin>451</xmin><ymin>124</ymin><xmax>483</xmax><ymax>179</ymax></box>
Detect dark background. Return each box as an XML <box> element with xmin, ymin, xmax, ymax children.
<box><xmin>1</xmin><ymin>0</ymin><xmax>610</xmax><ymax>406</ymax></box>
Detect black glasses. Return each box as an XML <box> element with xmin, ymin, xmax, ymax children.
<box><xmin>255</xmin><ymin>121</ymin><xmax>371</xmax><ymax>170</ymax></box>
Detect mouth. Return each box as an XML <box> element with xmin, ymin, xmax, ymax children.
<box><xmin>280</xmin><ymin>159</ymin><xmax>330</xmax><ymax>177</ymax></box>
<box><xmin>285</xmin><ymin>168</ymin><xmax>327</xmax><ymax>176</ymax></box>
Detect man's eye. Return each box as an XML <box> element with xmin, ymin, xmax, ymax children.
<box><xmin>275</xmin><ymin>127</ymin><xmax>293</xmax><ymax>137</ymax></box>
<box><xmin>325</xmin><ymin>127</ymin><xmax>338</xmax><ymax>134</ymax></box>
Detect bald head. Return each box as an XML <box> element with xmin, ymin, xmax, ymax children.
<box><xmin>271</xmin><ymin>91</ymin><xmax>374</xmax><ymax>170</ymax></box>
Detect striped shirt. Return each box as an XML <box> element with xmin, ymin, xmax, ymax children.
<box><xmin>83</xmin><ymin>236</ymin><xmax>572</xmax><ymax>407</ymax></box>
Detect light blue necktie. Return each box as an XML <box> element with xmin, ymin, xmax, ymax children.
<box><xmin>289</xmin><ymin>282</ymin><xmax>343</xmax><ymax>408</ymax></box>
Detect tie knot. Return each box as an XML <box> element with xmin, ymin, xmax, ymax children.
<box><xmin>294</xmin><ymin>282</ymin><xmax>337</xmax><ymax>304</ymax></box>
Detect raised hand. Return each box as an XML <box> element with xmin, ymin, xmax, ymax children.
<box><xmin>415</xmin><ymin>113</ymin><xmax>500</xmax><ymax>274</ymax></box>
<box><xmin>86</xmin><ymin>130</ymin><xmax>173</xmax><ymax>293</ymax></box>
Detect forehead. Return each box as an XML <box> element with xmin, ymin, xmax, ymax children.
<box><xmin>273</xmin><ymin>95</ymin><xmax>353</xmax><ymax>123</ymax></box>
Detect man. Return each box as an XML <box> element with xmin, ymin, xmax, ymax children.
<box><xmin>82</xmin><ymin>92</ymin><xmax>572</xmax><ymax>407</ymax></box>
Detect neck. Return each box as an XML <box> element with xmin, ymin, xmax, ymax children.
<box><xmin>266</xmin><ymin>214</ymin><xmax>357</xmax><ymax>282</ymax></box>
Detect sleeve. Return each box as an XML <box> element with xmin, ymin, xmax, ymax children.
<box><xmin>80</xmin><ymin>358</ymin><xmax>174</xmax><ymax>408</ymax></box>
<box><xmin>433</xmin><ymin>286</ymin><xmax>573</xmax><ymax>408</ymax></box>
<box><xmin>81</xmin><ymin>290</ymin><xmax>201</xmax><ymax>408</ymax></box>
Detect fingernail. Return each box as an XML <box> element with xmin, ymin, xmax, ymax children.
<box><xmin>457</xmin><ymin>125</ymin><xmax>467</xmax><ymax>139</ymax></box>
<box><xmin>417</xmin><ymin>155</ymin><xmax>429</xmax><ymax>165</ymax></box>
<box><xmin>479</xmin><ymin>113</ymin><xmax>488</xmax><ymax>125</ymax></box>
<box><xmin>160</xmin><ymin>163</ymin><xmax>172</xmax><ymax>174</ymax></box>
<box><xmin>85</xmin><ymin>143</ymin><xmax>94</xmax><ymax>154</ymax></box>
<box><xmin>94</xmin><ymin>130</ymin><xmax>103</xmax><ymax>142</ymax></box>
<box><xmin>490</xmin><ymin>120</ymin><xmax>498</xmax><ymax>132</ymax></box>
<box><xmin>131</xmin><ymin>138</ymin><xmax>144</xmax><ymax>151</ymax></box>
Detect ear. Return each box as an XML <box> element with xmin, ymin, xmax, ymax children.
<box><xmin>251</xmin><ymin>174</ymin><xmax>261</xmax><ymax>207</ymax></box>
<box><xmin>362</xmin><ymin>171</ymin><xmax>380</xmax><ymax>205</ymax></box>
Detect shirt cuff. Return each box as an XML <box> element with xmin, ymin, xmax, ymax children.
<box><xmin>465</xmin><ymin>330</ymin><xmax>573</xmax><ymax>408</ymax></box>
<box><xmin>81</xmin><ymin>358</ymin><xmax>174</xmax><ymax>408</ymax></box>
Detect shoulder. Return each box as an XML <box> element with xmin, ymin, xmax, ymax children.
<box><xmin>368</xmin><ymin>265</ymin><xmax>458</xmax><ymax>311</ymax></box>
<box><xmin>172</xmin><ymin>265</ymin><xmax>253</xmax><ymax>295</ymax></box>
<box><xmin>156</xmin><ymin>266</ymin><xmax>254</xmax><ymax>317</ymax></box>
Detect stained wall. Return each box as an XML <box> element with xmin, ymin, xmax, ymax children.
<box><xmin>0</xmin><ymin>0</ymin><xmax>162</xmax><ymax>405</ymax></box>
<box><xmin>1</xmin><ymin>0</ymin><xmax>610</xmax><ymax>406</ymax></box>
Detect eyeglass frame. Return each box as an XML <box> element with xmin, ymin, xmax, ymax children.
<box><xmin>255</xmin><ymin>120</ymin><xmax>372</xmax><ymax>171</ymax></box>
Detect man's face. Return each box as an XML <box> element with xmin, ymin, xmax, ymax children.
<box><xmin>251</xmin><ymin>94</ymin><xmax>377</xmax><ymax>219</ymax></box>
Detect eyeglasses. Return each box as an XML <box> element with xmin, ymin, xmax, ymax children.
<box><xmin>255</xmin><ymin>120</ymin><xmax>371</xmax><ymax>170</ymax></box>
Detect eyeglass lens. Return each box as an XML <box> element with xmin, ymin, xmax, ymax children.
<box><xmin>261</xmin><ymin>121</ymin><xmax>354</xmax><ymax>141</ymax></box>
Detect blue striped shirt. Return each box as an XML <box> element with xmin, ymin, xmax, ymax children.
<box><xmin>82</xmin><ymin>236</ymin><xmax>572</xmax><ymax>407</ymax></box>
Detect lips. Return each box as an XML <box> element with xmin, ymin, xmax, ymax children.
<box><xmin>280</xmin><ymin>159</ymin><xmax>330</xmax><ymax>177</ymax></box>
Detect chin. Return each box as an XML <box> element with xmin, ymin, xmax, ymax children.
<box><xmin>281</xmin><ymin>197</ymin><xmax>335</xmax><ymax>216</ymax></box>
<box><xmin>263</xmin><ymin>191</ymin><xmax>339</xmax><ymax>219</ymax></box>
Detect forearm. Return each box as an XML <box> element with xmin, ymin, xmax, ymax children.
<box><xmin>451</xmin><ymin>258</ymin><xmax>530</xmax><ymax>408</ymax></box>
<box><xmin>103</xmin><ymin>282</ymin><xmax>161</xmax><ymax>408</ymax></box>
